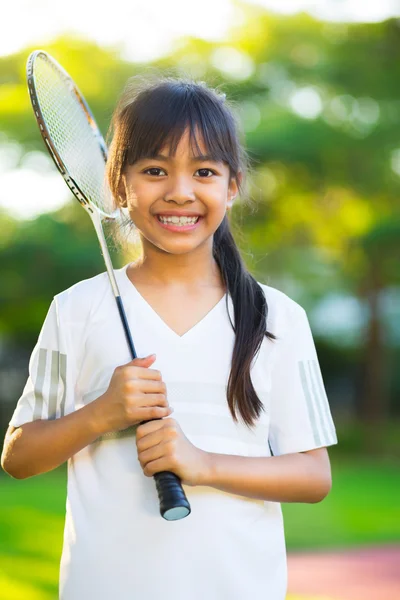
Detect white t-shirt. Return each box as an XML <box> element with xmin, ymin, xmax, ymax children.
<box><xmin>9</xmin><ymin>263</ymin><xmax>337</xmax><ymax>600</ymax></box>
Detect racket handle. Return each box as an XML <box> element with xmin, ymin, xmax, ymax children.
<box><xmin>154</xmin><ymin>471</ymin><xmax>191</xmax><ymax>521</ymax></box>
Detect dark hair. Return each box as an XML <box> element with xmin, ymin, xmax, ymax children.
<box><xmin>105</xmin><ymin>71</ymin><xmax>276</xmax><ymax>429</ymax></box>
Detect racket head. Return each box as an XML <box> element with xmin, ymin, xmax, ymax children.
<box><xmin>26</xmin><ymin>50</ymin><xmax>117</xmax><ymax>219</ymax></box>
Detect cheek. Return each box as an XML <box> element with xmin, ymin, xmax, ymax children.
<box><xmin>126</xmin><ymin>186</ymin><xmax>151</xmax><ymax>212</ymax></box>
<box><xmin>207</xmin><ymin>193</ymin><xmax>229</xmax><ymax>217</ymax></box>
<box><xmin>201</xmin><ymin>183</ymin><xmax>227</xmax><ymax>205</ymax></box>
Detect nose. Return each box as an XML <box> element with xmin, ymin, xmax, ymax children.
<box><xmin>163</xmin><ymin>174</ymin><xmax>196</xmax><ymax>204</ymax></box>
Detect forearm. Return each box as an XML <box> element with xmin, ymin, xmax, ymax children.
<box><xmin>201</xmin><ymin>451</ymin><xmax>332</xmax><ymax>503</ymax></box>
<box><xmin>1</xmin><ymin>401</ymin><xmax>103</xmax><ymax>479</ymax></box>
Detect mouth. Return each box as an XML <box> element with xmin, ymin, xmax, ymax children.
<box><xmin>155</xmin><ymin>214</ymin><xmax>202</xmax><ymax>231</ymax></box>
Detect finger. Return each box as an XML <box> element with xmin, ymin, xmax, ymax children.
<box><xmin>136</xmin><ymin>417</ymin><xmax>164</xmax><ymax>437</ymax></box>
<box><xmin>137</xmin><ymin>428</ymin><xmax>165</xmax><ymax>453</ymax></box>
<box><xmin>126</xmin><ymin>354</ymin><xmax>156</xmax><ymax>366</ymax></box>
<box><xmin>130</xmin><ymin>379</ymin><xmax>167</xmax><ymax>394</ymax></box>
<box><xmin>143</xmin><ymin>455</ymin><xmax>175</xmax><ymax>478</ymax></box>
<box><xmin>134</xmin><ymin>405</ymin><xmax>173</xmax><ymax>422</ymax></box>
<box><xmin>136</xmin><ymin>417</ymin><xmax>175</xmax><ymax>443</ymax></box>
<box><xmin>134</xmin><ymin>393</ymin><xmax>169</xmax><ymax>406</ymax></box>
<box><xmin>125</xmin><ymin>366</ymin><xmax>162</xmax><ymax>380</ymax></box>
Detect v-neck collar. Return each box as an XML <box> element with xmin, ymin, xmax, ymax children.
<box><xmin>119</xmin><ymin>262</ymin><xmax>229</xmax><ymax>342</ymax></box>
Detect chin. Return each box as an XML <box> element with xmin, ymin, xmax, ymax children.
<box><xmin>158</xmin><ymin>238</ymin><xmax>210</xmax><ymax>254</ymax></box>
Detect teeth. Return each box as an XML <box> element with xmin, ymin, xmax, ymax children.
<box><xmin>158</xmin><ymin>215</ymin><xmax>199</xmax><ymax>225</ymax></box>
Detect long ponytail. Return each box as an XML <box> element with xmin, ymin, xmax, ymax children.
<box><xmin>213</xmin><ymin>215</ymin><xmax>276</xmax><ymax>428</ymax></box>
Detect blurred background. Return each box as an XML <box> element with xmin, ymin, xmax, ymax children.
<box><xmin>0</xmin><ymin>1</ymin><xmax>399</xmax><ymax>599</ymax></box>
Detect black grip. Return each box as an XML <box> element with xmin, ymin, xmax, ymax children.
<box><xmin>138</xmin><ymin>417</ymin><xmax>191</xmax><ymax>521</ymax></box>
<box><xmin>154</xmin><ymin>471</ymin><xmax>191</xmax><ymax>520</ymax></box>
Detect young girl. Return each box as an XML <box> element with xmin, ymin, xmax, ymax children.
<box><xmin>2</xmin><ymin>74</ymin><xmax>337</xmax><ymax>600</ymax></box>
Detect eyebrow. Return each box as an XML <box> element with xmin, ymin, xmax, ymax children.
<box><xmin>137</xmin><ymin>154</ymin><xmax>221</xmax><ymax>164</ymax></box>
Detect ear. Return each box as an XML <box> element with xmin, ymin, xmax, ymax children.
<box><xmin>226</xmin><ymin>172</ymin><xmax>242</xmax><ymax>211</ymax></box>
<box><xmin>117</xmin><ymin>176</ymin><xmax>127</xmax><ymax>208</ymax></box>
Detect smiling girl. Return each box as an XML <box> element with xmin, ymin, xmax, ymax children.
<box><xmin>2</xmin><ymin>74</ymin><xmax>337</xmax><ymax>600</ymax></box>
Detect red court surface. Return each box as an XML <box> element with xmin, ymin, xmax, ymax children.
<box><xmin>287</xmin><ymin>545</ymin><xmax>400</xmax><ymax>600</ymax></box>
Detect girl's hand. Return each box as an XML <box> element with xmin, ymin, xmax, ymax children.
<box><xmin>90</xmin><ymin>354</ymin><xmax>173</xmax><ymax>435</ymax></box>
<box><xmin>136</xmin><ymin>417</ymin><xmax>211</xmax><ymax>487</ymax></box>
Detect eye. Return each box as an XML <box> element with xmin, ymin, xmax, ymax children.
<box><xmin>143</xmin><ymin>168</ymin><xmax>166</xmax><ymax>176</ymax></box>
<box><xmin>196</xmin><ymin>168</ymin><xmax>216</xmax><ymax>178</ymax></box>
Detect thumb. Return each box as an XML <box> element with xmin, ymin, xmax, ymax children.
<box><xmin>128</xmin><ymin>354</ymin><xmax>156</xmax><ymax>365</ymax></box>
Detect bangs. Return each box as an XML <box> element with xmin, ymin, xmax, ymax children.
<box><xmin>123</xmin><ymin>84</ymin><xmax>233</xmax><ymax>170</ymax></box>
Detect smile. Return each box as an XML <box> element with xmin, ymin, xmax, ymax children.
<box><xmin>158</xmin><ymin>215</ymin><xmax>199</xmax><ymax>225</ymax></box>
<box><xmin>155</xmin><ymin>215</ymin><xmax>202</xmax><ymax>231</ymax></box>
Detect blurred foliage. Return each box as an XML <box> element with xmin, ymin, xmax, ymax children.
<box><xmin>0</xmin><ymin>7</ymin><xmax>399</xmax><ymax>437</ymax></box>
<box><xmin>0</xmin><ymin>203</ymin><xmax>109</xmax><ymax>342</ymax></box>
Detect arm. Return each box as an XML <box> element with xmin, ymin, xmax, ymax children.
<box><xmin>200</xmin><ymin>447</ymin><xmax>332</xmax><ymax>503</ymax></box>
<box><xmin>2</xmin><ymin>354</ymin><xmax>171</xmax><ymax>480</ymax></box>
<box><xmin>1</xmin><ymin>401</ymin><xmax>104</xmax><ymax>479</ymax></box>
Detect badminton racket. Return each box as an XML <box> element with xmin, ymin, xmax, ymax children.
<box><xmin>26</xmin><ymin>49</ymin><xmax>191</xmax><ymax>521</ymax></box>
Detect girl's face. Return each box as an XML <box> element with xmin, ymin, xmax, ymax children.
<box><xmin>117</xmin><ymin>127</ymin><xmax>239</xmax><ymax>256</ymax></box>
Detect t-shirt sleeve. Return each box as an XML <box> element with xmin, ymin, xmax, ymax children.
<box><xmin>9</xmin><ymin>297</ymin><xmax>71</xmax><ymax>427</ymax></box>
<box><xmin>268</xmin><ymin>304</ymin><xmax>338</xmax><ymax>456</ymax></box>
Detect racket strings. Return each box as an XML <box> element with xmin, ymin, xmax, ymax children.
<box><xmin>33</xmin><ymin>55</ymin><xmax>114</xmax><ymax>215</ymax></box>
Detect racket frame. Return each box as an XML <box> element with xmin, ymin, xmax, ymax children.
<box><xmin>27</xmin><ymin>50</ymin><xmax>120</xmax><ymax>298</ymax></box>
